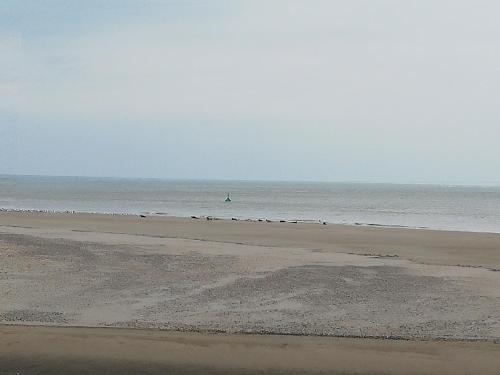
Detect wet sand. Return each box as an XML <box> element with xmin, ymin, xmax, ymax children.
<box><xmin>1</xmin><ymin>325</ymin><xmax>500</xmax><ymax>375</ymax></box>
<box><xmin>1</xmin><ymin>211</ymin><xmax>500</xmax><ymax>269</ymax></box>
<box><xmin>1</xmin><ymin>211</ymin><xmax>500</xmax><ymax>373</ymax></box>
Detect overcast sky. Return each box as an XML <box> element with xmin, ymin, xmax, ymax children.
<box><xmin>1</xmin><ymin>0</ymin><xmax>499</xmax><ymax>183</ymax></box>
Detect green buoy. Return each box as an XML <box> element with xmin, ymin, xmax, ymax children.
<box><xmin>225</xmin><ymin>193</ymin><xmax>231</xmax><ymax>202</ymax></box>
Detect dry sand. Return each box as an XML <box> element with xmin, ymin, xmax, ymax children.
<box><xmin>1</xmin><ymin>211</ymin><xmax>500</xmax><ymax>373</ymax></box>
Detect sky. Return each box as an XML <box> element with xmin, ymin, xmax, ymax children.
<box><xmin>1</xmin><ymin>0</ymin><xmax>500</xmax><ymax>184</ymax></box>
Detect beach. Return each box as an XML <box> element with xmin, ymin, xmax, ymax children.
<box><xmin>1</xmin><ymin>211</ymin><xmax>500</xmax><ymax>373</ymax></box>
<box><xmin>1</xmin><ymin>325</ymin><xmax>500</xmax><ymax>375</ymax></box>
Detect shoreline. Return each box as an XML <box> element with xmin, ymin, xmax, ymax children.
<box><xmin>1</xmin><ymin>207</ymin><xmax>497</xmax><ymax>235</ymax></box>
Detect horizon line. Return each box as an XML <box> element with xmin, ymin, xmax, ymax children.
<box><xmin>2</xmin><ymin>173</ymin><xmax>500</xmax><ymax>188</ymax></box>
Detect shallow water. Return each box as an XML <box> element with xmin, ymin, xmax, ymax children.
<box><xmin>1</xmin><ymin>175</ymin><xmax>500</xmax><ymax>232</ymax></box>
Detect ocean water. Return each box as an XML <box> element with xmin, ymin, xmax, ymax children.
<box><xmin>1</xmin><ymin>175</ymin><xmax>500</xmax><ymax>233</ymax></box>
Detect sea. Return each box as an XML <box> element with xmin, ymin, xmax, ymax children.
<box><xmin>1</xmin><ymin>175</ymin><xmax>500</xmax><ymax>233</ymax></box>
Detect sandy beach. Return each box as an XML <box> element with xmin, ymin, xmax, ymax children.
<box><xmin>1</xmin><ymin>211</ymin><xmax>500</xmax><ymax>373</ymax></box>
<box><xmin>1</xmin><ymin>325</ymin><xmax>500</xmax><ymax>375</ymax></box>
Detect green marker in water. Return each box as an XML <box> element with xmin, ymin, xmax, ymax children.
<box><xmin>225</xmin><ymin>193</ymin><xmax>231</xmax><ymax>202</ymax></box>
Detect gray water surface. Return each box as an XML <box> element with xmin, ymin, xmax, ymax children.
<box><xmin>1</xmin><ymin>175</ymin><xmax>499</xmax><ymax>232</ymax></box>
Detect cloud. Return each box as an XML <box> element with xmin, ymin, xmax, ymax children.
<box><xmin>2</xmin><ymin>1</ymin><xmax>500</xmax><ymax>181</ymax></box>
<box><xmin>6</xmin><ymin>1</ymin><xmax>499</xmax><ymax>122</ymax></box>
